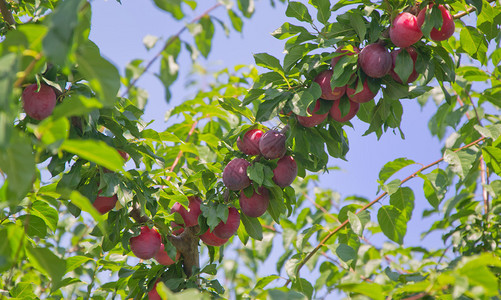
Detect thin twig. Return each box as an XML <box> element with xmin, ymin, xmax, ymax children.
<box><xmin>0</xmin><ymin>0</ymin><xmax>15</xmax><ymax>26</ymax></box>
<box><xmin>453</xmin><ymin>0</ymin><xmax>496</xmax><ymax>19</ymax></box>
<box><xmin>14</xmin><ymin>53</ymin><xmax>42</xmax><ymax>88</ymax></box>
<box><xmin>284</xmin><ymin>137</ymin><xmax>486</xmax><ymax>286</ymax></box>
<box><xmin>120</xmin><ymin>3</ymin><xmax>223</xmax><ymax>98</ymax></box>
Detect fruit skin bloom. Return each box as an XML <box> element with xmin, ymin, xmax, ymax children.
<box><xmin>22</xmin><ymin>83</ymin><xmax>57</xmax><ymax>120</ymax></box>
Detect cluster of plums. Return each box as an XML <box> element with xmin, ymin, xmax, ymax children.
<box><xmin>292</xmin><ymin>4</ymin><xmax>455</xmax><ymax>128</ymax></box>
<box><xmin>223</xmin><ymin>128</ymin><xmax>298</xmax><ymax>216</ymax></box>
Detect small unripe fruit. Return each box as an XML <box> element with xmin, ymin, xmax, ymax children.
<box><xmin>200</xmin><ymin>230</ymin><xmax>229</xmax><ymax>247</ymax></box>
<box><xmin>347</xmin><ymin>79</ymin><xmax>377</xmax><ymax>104</ymax></box>
<box><xmin>389</xmin><ymin>47</ymin><xmax>419</xmax><ymax>84</ymax></box>
<box><xmin>93</xmin><ymin>191</ymin><xmax>118</xmax><ymax>214</ymax></box>
<box><xmin>296</xmin><ymin>99</ymin><xmax>330</xmax><ymax>128</ymax></box>
<box><xmin>154</xmin><ymin>243</ymin><xmax>181</xmax><ymax>266</ymax></box>
<box><xmin>170</xmin><ymin>196</ymin><xmax>202</xmax><ymax>227</ymax></box>
<box><xmin>213</xmin><ymin>207</ymin><xmax>240</xmax><ymax>239</ymax></box>
<box><xmin>331</xmin><ymin>46</ymin><xmax>360</xmax><ymax>69</ymax></box>
<box><xmin>22</xmin><ymin>83</ymin><xmax>57</xmax><ymax>120</ymax></box>
<box><xmin>237</xmin><ymin>129</ymin><xmax>263</xmax><ymax>155</ymax></box>
<box><xmin>389</xmin><ymin>12</ymin><xmax>423</xmax><ymax>47</ymax></box>
<box><xmin>329</xmin><ymin>99</ymin><xmax>360</xmax><ymax>123</ymax></box>
<box><xmin>129</xmin><ymin>226</ymin><xmax>161</xmax><ymax>260</ymax></box>
<box><xmin>313</xmin><ymin>70</ymin><xmax>346</xmax><ymax>101</ymax></box>
<box><xmin>239</xmin><ymin>187</ymin><xmax>270</xmax><ymax>218</ymax></box>
<box><xmin>222</xmin><ymin>158</ymin><xmax>251</xmax><ymax>191</ymax></box>
<box><xmin>358</xmin><ymin>43</ymin><xmax>392</xmax><ymax>78</ymax></box>
<box><xmin>273</xmin><ymin>155</ymin><xmax>298</xmax><ymax>188</ymax></box>
<box><xmin>417</xmin><ymin>5</ymin><xmax>455</xmax><ymax>41</ymax></box>
<box><xmin>259</xmin><ymin>130</ymin><xmax>287</xmax><ymax>160</ymax></box>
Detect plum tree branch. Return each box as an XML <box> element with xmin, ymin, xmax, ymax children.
<box><xmin>285</xmin><ymin>136</ymin><xmax>486</xmax><ymax>286</ymax></box>
<box><xmin>120</xmin><ymin>2</ymin><xmax>223</xmax><ymax>98</ymax></box>
<box><xmin>165</xmin><ymin>119</ymin><xmax>199</xmax><ymax>182</ymax></box>
<box><xmin>0</xmin><ymin>0</ymin><xmax>15</xmax><ymax>26</ymax></box>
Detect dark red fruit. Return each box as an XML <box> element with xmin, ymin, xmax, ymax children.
<box><xmin>213</xmin><ymin>207</ymin><xmax>240</xmax><ymax>239</ymax></box>
<box><xmin>389</xmin><ymin>47</ymin><xmax>419</xmax><ymax>84</ymax></box>
<box><xmin>237</xmin><ymin>129</ymin><xmax>263</xmax><ymax>155</ymax></box>
<box><xmin>313</xmin><ymin>70</ymin><xmax>346</xmax><ymax>100</ymax></box>
<box><xmin>129</xmin><ymin>226</ymin><xmax>161</xmax><ymax>260</ymax></box>
<box><xmin>329</xmin><ymin>99</ymin><xmax>360</xmax><ymax>123</ymax></box>
<box><xmin>417</xmin><ymin>4</ymin><xmax>455</xmax><ymax>41</ymax></box>
<box><xmin>154</xmin><ymin>243</ymin><xmax>180</xmax><ymax>266</ymax></box>
<box><xmin>148</xmin><ymin>280</ymin><xmax>161</xmax><ymax>300</ymax></box>
<box><xmin>273</xmin><ymin>155</ymin><xmax>298</xmax><ymax>188</ymax></box>
<box><xmin>346</xmin><ymin>79</ymin><xmax>377</xmax><ymax>103</ymax></box>
<box><xmin>259</xmin><ymin>130</ymin><xmax>287</xmax><ymax>160</ymax></box>
<box><xmin>389</xmin><ymin>12</ymin><xmax>423</xmax><ymax>47</ymax></box>
<box><xmin>200</xmin><ymin>230</ymin><xmax>229</xmax><ymax>247</ymax></box>
<box><xmin>171</xmin><ymin>196</ymin><xmax>202</xmax><ymax>227</ymax></box>
<box><xmin>222</xmin><ymin>158</ymin><xmax>251</xmax><ymax>191</ymax></box>
<box><xmin>296</xmin><ymin>99</ymin><xmax>330</xmax><ymax>128</ymax></box>
<box><xmin>358</xmin><ymin>43</ymin><xmax>392</xmax><ymax>78</ymax></box>
<box><xmin>239</xmin><ymin>186</ymin><xmax>270</xmax><ymax>218</ymax></box>
<box><xmin>93</xmin><ymin>191</ymin><xmax>118</xmax><ymax>214</ymax></box>
<box><xmin>22</xmin><ymin>83</ymin><xmax>57</xmax><ymax>120</ymax></box>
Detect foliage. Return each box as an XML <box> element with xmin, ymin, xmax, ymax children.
<box><xmin>0</xmin><ymin>0</ymin><xmax>500</xmax><ymax>299</ymax></box>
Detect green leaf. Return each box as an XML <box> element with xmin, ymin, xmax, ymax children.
<box><xmin>389</xmin><ymin>187</ymin><xmax>414</xmax><ymax>221</ymax></box>
<box><xmin>241</xmin><ymin>213</ymin><xmax>263</xmax><ymax>240</ymax></box>
<box><xmin>347</xmin><ymin>211</ymin><xmax>363</xmax><ymax>236</ymax></box>
<box><xmin>0</xmin><ymin>131</ymin><xmax>36</xmax><ymax>202</ymax></box>
<box><xmin>219</xmin><ymin>97</ymin><xmax>255</xmax><ymax>122</ymax></box>
<box><xmin>310</xmin><ymin>0</ymin><xmax>331</xmax><ymax>24</ymax></box>
<box><xmin>254</xmin><ymin>275</ymin><xmax>280</xmax><ymax>290</ymax></box>
<box><xmin>0</xmin><ymin>224</ymin><xmax>25</xmax><ymax>272</ymax></box>
<box><xmin>61</xmin><ymin>139</ymin><xmax>125</xmax><ymax>172</ymax></box>
<box><xmin>42</xmin><ymin>0</ymin><xmax>83</xmax><ymax>65</ymax></box>
<box><xmin>460</xmin><ymin>26</ymin><xmax>488</xmax><ymax>65</ymax></box>
<box><xmin>334</xmin><ymin>243</ymin><xmax>357</xmax><ymax>264</ymax></box>
<box><xmin>378</xmin><ymin>157</ymin><xmax>416</xmax><ymax>183</ymax></box>
<box><xmin>253</xmin><ymin>53</ymin><xmax>284</xmax><ymax>74</ymax></box>
<box><xmin>52</xmin><ymin>95</ymin><xmax>103</xmax><ymax>119</ymax></box>
<box><xmin>394</xmin><ymin>49</ymin><xmax>414</xmax><ymax>84</ymax></box>
<box><xmin>291</xmin><ymin>278</ymin><xmax>313</xmax><ymax>300</ymax></box>
<box><xmin>36</xmin><ymin>117</ymin><xmax>70</xmax><ymax>146</ymax></box>
<box><xmin>419</xmin><ymin>169</ymin><xmax>448</xmax><ymax>209</ymax></box>
<box><xmin>284</xmin><ymin>43</ymin><xmax>317</xmax><ymax>72</ymax></box>
<box><xmin>153</xmin><ymin>0</ymin><xmax>184</xmax><ymax>19</ymax></box>
<box><xmin>157</xmin><ymin>37</ymin><xmax>181</xmax><ymax>102</ymax></box>
<box><xmin>377</xmin><ymin>205</ymin><xmax>407</xmax><ymax>244</ymax></box>
<box><xmin>194</xmin><ymin>15</ymin><xmax>214</xmax><ymax>58</ymax></box>
<box><xmin>337</xmin><ymin>282</ymin><xmax>384</xmax><ymax>300</ymax></box>
<box><xmin>11</xmin><ymin>282</ymin><xmax>37</xmax><ymax>299</ymax></box>
<box><xmin>237</xmin><ymin>0</ymin><xmax>254</xmax><ymax>18</ymax></box>
<box><xmin>227</xmin><ymin>9</ymin><xmax>243</xmax><ymax>32</ymax></box>
<box><xmin>483</xmin><ymin>146</ymin><xmax>501</xmax><ymax>176</ymax></box>
<box><xmin>18</xmin><ymin>215</ymin><xmax>48</xmax><ymax>238</ymax></box>
<box><xmin>285</xmin><ymin>2</ymin><xmax>313</xmax><ymax>23</ymax></box>
<box><xmin>348</xmin><ymin>11</ymin><xmax>366</xmax><ymax>42</ymax></box>
<box><xmin>271</xmin><ymin>22</ymin><xmax>309</xmax><ymax>40</ymax></box>
<box><xmin>267</xmin><ymin>187</ymin><xmax>286</xmax><ymax>224</ymax></box>
<box><xmin>31</xmin><ymin>201</ymin><xmax>59</xmax><ymax>232</ymax></box>
<box><xmin>65</xmin><ymin>256</ymin><xmax>93</xmax><ymax>273</ymax></box>
<box><xmin>75</xmin><ymin>40</ymin><xmax>120</xmax><ymax>106</ymax></box>
<box><xmin>0</xmin><ymin>53</ymin><xmax>17</xmax><ymax>112</ymax></box>
<box><xmin>26</xmin><ymin>244</ymin><xmax>66</xmax><ymax>285</ymax></box>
